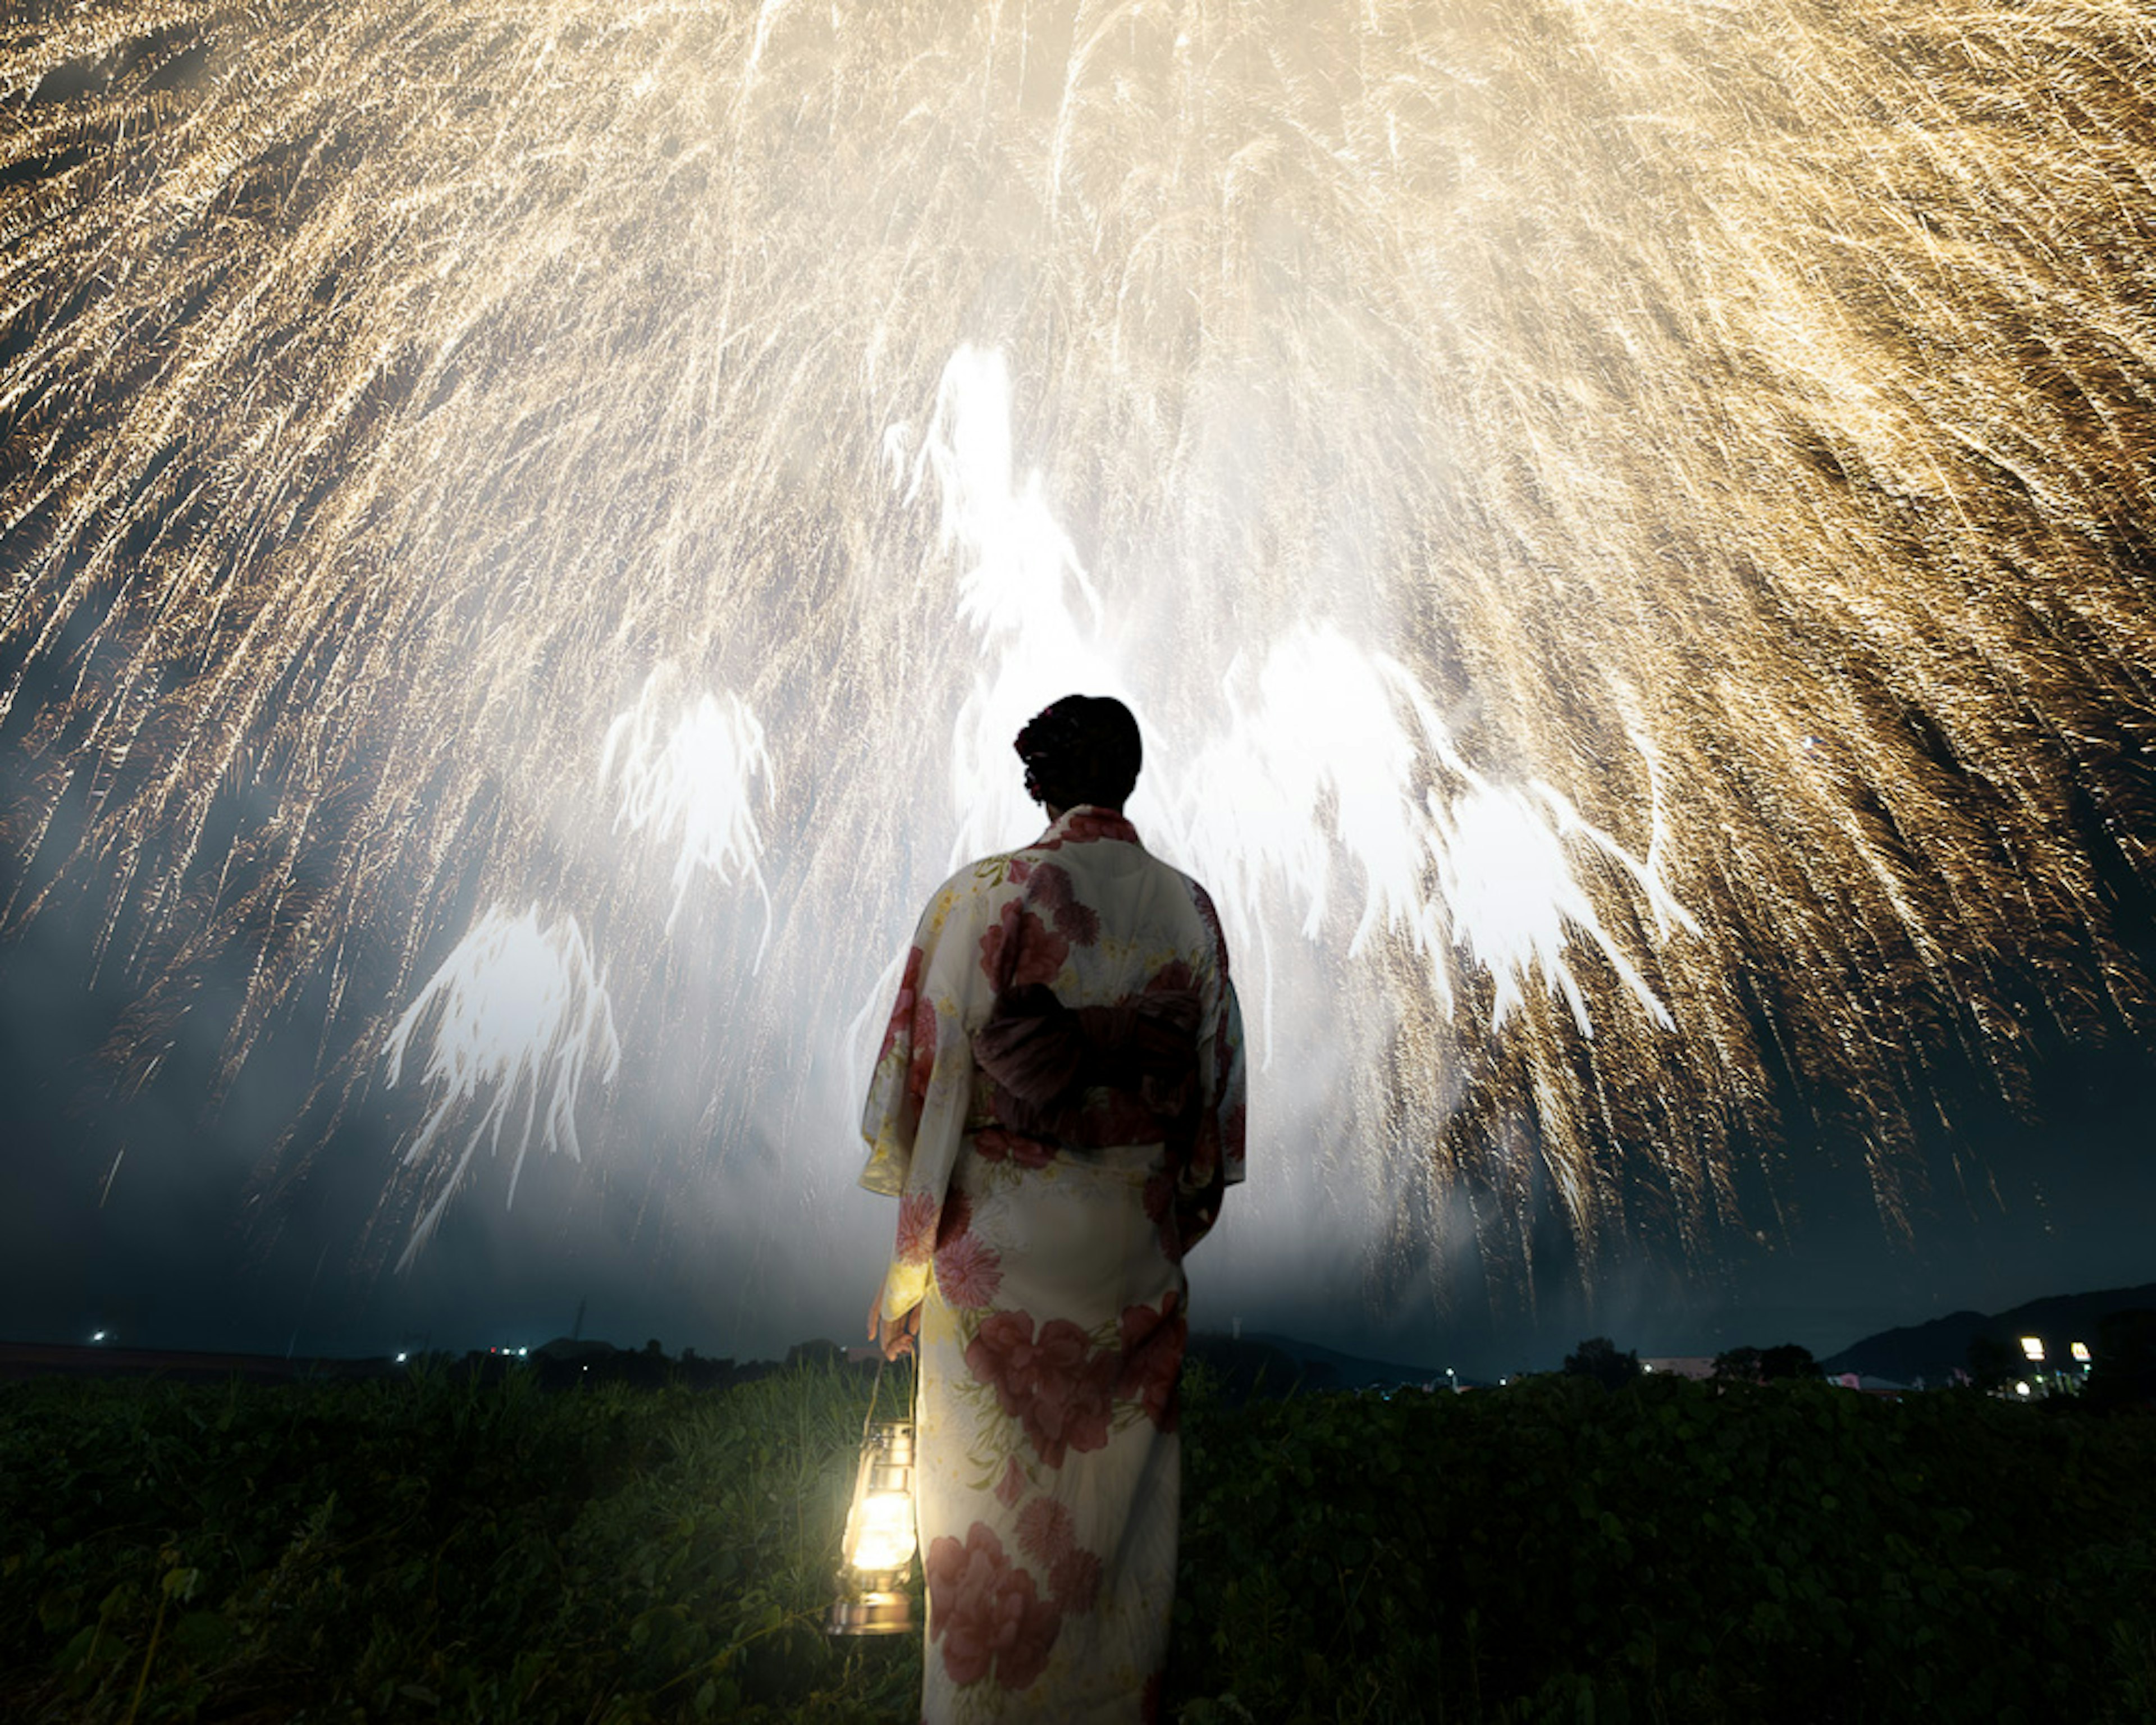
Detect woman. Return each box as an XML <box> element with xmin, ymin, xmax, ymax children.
<box><xmin>860</xmin><ymin>694</ymin><xmax>1245</xmax><ymax>1723</ymax></box>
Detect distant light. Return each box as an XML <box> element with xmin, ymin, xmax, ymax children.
<box><xmin>2020</xmin><ymin>1336</ymin><xmax>2045</xmax><ymax>1362</ymax></box>
<box><xmin>2015</xmin><ymin>1380</ymin><xmax>2031</xmax><ymax>1397</ymax></box>
<box><xmin>1642</xmin><ymin>1362</ymin><xmax>1653</xmax><ymax>1372</ymax></box>
<box><xmin>90</xmin><ymin>1330</ymin><xmax>108</xmax><ymax>1344</ymax></box>
<box><xmin>2071</xmin><ymin>1341</ymin><xmax>2091</xmax><ymax>1364</ymax></box>
<box><xmin>395</xmin><ymin>1352</ymin><xmax>408</xmax><ymax>1363</ymax></box>
<box><xmin>517</xmin><ymin>1346</ymin><xmax>528</xmax><ymax>1358</ymax></box>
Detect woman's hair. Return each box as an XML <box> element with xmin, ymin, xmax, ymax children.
<box><xmin>1013</xmin><ymin>695</ymin><xmax>1143</xmax><ymax>811</ymax></box>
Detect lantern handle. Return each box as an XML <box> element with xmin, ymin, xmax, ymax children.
<box><xmin>860</xmin><ymin>1353</ymin><xmax>913</xmax><ymax>1443</ymax></box>
<box><xmin>860</xmin><ymin>1357</ymin><xmax>885</xmax><ymax>1444</ymax></box>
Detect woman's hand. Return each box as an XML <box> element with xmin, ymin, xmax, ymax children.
<box><xmin>866</xmin><ymin>1286</ymin><xmax>921</xmax><ymax>1360</ymax></box>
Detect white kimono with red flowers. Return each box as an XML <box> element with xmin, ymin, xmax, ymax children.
<box><xmin>861</xmin><ymin>806</ymin><xmax>1245</xmax><ymax>1724</ymax></box>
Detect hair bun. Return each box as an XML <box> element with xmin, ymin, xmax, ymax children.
<box><xmin>1013</xmin><ymin>695</ymin><xmax>1142</xmax><ymax>810</ymax></box>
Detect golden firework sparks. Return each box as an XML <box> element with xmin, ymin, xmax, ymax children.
<box><xmin>3</xmin><ymin>0</ymin><xmax>2153</xmax><ymax>1292</ymax></box>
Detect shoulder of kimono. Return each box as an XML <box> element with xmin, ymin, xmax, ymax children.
<box><xmin>1184</xmin><ymin>876</ymin><xmax>1235</xmax><ymax>975</ymax></box>
<box><xmin>916</xmin><ymin>851</ymin><xmax>1025</xmax><ymax>936</ymax></box>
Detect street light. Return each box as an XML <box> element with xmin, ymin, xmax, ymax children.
<box><xmin>2009</xmin><ymin>1336</ymin><xmax>2044</xmax><ymax>1397</ymax></box>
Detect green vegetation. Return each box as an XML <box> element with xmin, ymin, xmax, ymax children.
<box><xmin>1</xmin><ymin>1362</ymin><xmax>910</xmax><ymax>1723</ymax></box>
<box><xmin>4</xmin><ymin>1362</ymin><xmax>2152</xmax><ymax>1722</ymax></box>
<box><xmin>1176</xmin><ymin>1372</ymin><xmax>2155</xmax><ymax>1723</ymax></box>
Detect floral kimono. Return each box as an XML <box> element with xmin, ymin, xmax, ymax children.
<box><xmin>861</xmin><ymin>806</ymin><xmax>1246</xmax><ymax>1724</ymax></box>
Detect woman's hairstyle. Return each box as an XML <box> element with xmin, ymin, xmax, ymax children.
<box><xmin>1013</xmin><ymin>695</ymin><xmax>1143</xmax><ymax>811</ymax></box>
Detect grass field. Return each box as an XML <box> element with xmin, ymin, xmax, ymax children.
<box><xmin>4</xmin><ymin>1359</ymin><xmax>2152</xmax><ymax>1722</ymax></box>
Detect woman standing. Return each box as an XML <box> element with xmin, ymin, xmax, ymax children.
<box><xmin>860</xmin><ymin>695</ymin><xmax>1245</xmax><ymax>1723</ymax></box>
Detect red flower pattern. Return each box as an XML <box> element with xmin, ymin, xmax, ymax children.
<box><xmin>875</xmin><ymin>946</ymin><xmax>922</xmax><ymax>1067</ymax></box>
<box><xmin>1145</xmin><ymin>959</ymin><xmax>1197</xmax><ymax>996</ymax></box>
<box><xmin>1035</xmin><ymin>809</ymin><xmax>1140</xmax><ymax>850</ymax></box>
<box><xmin>894</xmin><ymin>1190</ymin><xmax>937</xmax><ymax>1266</ymax></box>
<box><xmin>1191</xmin><ymin>878</ymin><xmax>1226</xmax><ymax>951</ymax></box>
<box><xmin>978</xmin><ymin>899</ymin><xmax>1070</xmax><ymax>992</ymax></box>
<box><xmin>972</xmin><ymin>1126</ymin><xmax>1056</xmax><ymax>1170</ymax></box>
<box><xmin>964</xmin><ymin>1311</ymin><xmax>1035</xmax><ymax>1416</ymax></box>
<box><xmin>1037</xmin><ymin>1325</ymin><xmax>1118</xmax><ymax>1467</ymax></box>
<box><xmin>934</xmin><ymin>1190</ymin><xmax>972</xmax><ymax>1247</ymax></box>
<box><xmin>907</xmin><ymin>993</ymin><xmax>937</xmax><ymax>1110</ymax></box>
<box><xmin>925</xmin><ymin>1521</ymin><xmax>1063</xmax><ymax>1691</ymax></box>
<box><xmin>1012</xmin><ymin>1494</ymin><xmax>1105</xmax><ymax>1613</ymax></box>
<box><xmin>965</xmin><ymin>1312</ymin><xmax>1118</xmax><ymax>1467</ymax></box>
<box><xmin>1016</xmin><ymin>1496</ymin><xmax>1074</xmax><ymax>1567</ymax></box>
<box><xmin>874</xmin><ymin>945</ymin><xmax>938</xmax><ymax>1119</ymax></box>
<box><xmin>1030</xmin><ymin>862</ymin><xmax>1101</xmax><ymax>945</ymax></box>
<box><xmin>1049</xmin><ymin>1546</ymin><xmax>1102</xmax><ymax>1614</ymax></box>
<box><xmin>934</xmin><ymin>1228</ymin><xmax>1004</xmax><ymax>1308</ymax></box>
<box><xmin>1116</xmin><ymin>1294</ymin><xmax>1186</xmax><ymax>1431</ymax></box>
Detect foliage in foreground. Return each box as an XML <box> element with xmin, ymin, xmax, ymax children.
<box><xmin>3</xmin><ymin>1361</ymin><xmax>2153</xmax><ymax>1723</ymax></box>
<box><xmin>1</xmin><ymin>1361</ymin><xmax>914</xmax><ymax>1723</ymax></box>
<box><xmin>1175</xmin><ymin>1372</ymin><xmax>2156</xmax><ymax>1724</ymax></box>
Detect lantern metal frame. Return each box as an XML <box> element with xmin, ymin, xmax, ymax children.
<box><xmin>826</xmin><ymin>1359</ymin><xmax>919</xmax><ymax>1636</ymax></box>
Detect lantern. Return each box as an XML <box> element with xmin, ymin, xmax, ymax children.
<box><xmin>827</xmin><ymin>1416</ymin><xmax>918</xmax><ymax>1635</ymax></box>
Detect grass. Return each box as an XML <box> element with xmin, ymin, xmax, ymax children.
<box><xmin>3</xmin><ymin>1360</ymin><xmax>2152</xmax><ymax>1722</ymax></box>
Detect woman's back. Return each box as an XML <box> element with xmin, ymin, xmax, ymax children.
<box><xmin>858</xmin><ymin>702</ymin><xmax>1244</xmax><ymax>1723</ymax></box>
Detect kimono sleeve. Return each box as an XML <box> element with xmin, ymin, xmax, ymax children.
<box><xmin>858</xmin><ymin>864</ymin><xmax>1006</xmax><ymax>1325</ymax></box>
<box><xmin>1175</xmin><ymin>880</ymin><xmax>1246</xmax><ymax>1252</ymax></box>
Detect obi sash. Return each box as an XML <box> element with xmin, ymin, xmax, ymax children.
<box><xmin>970</xmin><ymin>982</ymin><xmax>1203</xmax><ymax>1153</ymax></box>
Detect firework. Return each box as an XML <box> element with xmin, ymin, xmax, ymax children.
<box><xmin>600</xmin><ymin>665</ymin><xmax>773</xmax><ymax>946</ymax></box>
<box><xmin>4</xmin><ymin>0</ymin><xmax>2153</xmax><ymax>1294</ymax></box>
<box><xmin>383</xmin><ymin>902</ymin><xmax>619</xmax><ymax>1263</ymax></box>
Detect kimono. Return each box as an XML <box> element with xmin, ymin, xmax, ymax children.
<box><xmin>861</xmin><ymin>805</ymin><xmax>1246</xmax><ymax>1724</ymax></box>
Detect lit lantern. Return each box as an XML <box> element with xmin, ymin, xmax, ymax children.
<box><xmin>827</xmin><ymin>1418</ymin><xmax>918</xmax><ymax>1635</ymax></box>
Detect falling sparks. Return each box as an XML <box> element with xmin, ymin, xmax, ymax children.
<box><xmin>383</xmin><ymin>903</ymin><xmax>620</xmax><ymax>1265</ymax></box>
<box><xmin>4</xmin><ymin>0</ymin><xmax>2155</xmax><ymax>1296</ymax></box>
<box><xmin>600</xmin><ymin>666</ymin><xmax>774</xmax><ymax>949</ymax></box>
<box><xmin>908</xmin><ymin>344</ymin><xmax>1125</xmax><ymax>871</ymax></box>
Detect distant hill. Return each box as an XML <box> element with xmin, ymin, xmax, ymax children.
<box><xmin>1821</xmin><ymin>1283</ymin><xmax>2156</xmax><ymax>1385</ymax></box>
<box><xmin>0</xmin><ymin>1340</ymin><xmax>400</xmax><ymax>1385</ymax></box>
<box><xmin>1250</xmin><ymin>1330</ymin><xmax>1463</xmax><ymax>1389</ymax></box>
<box><xmin>1184</xmin><ymin>1330</ymin><xmax>1455</xmax><ymax>1398</ymax></box>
